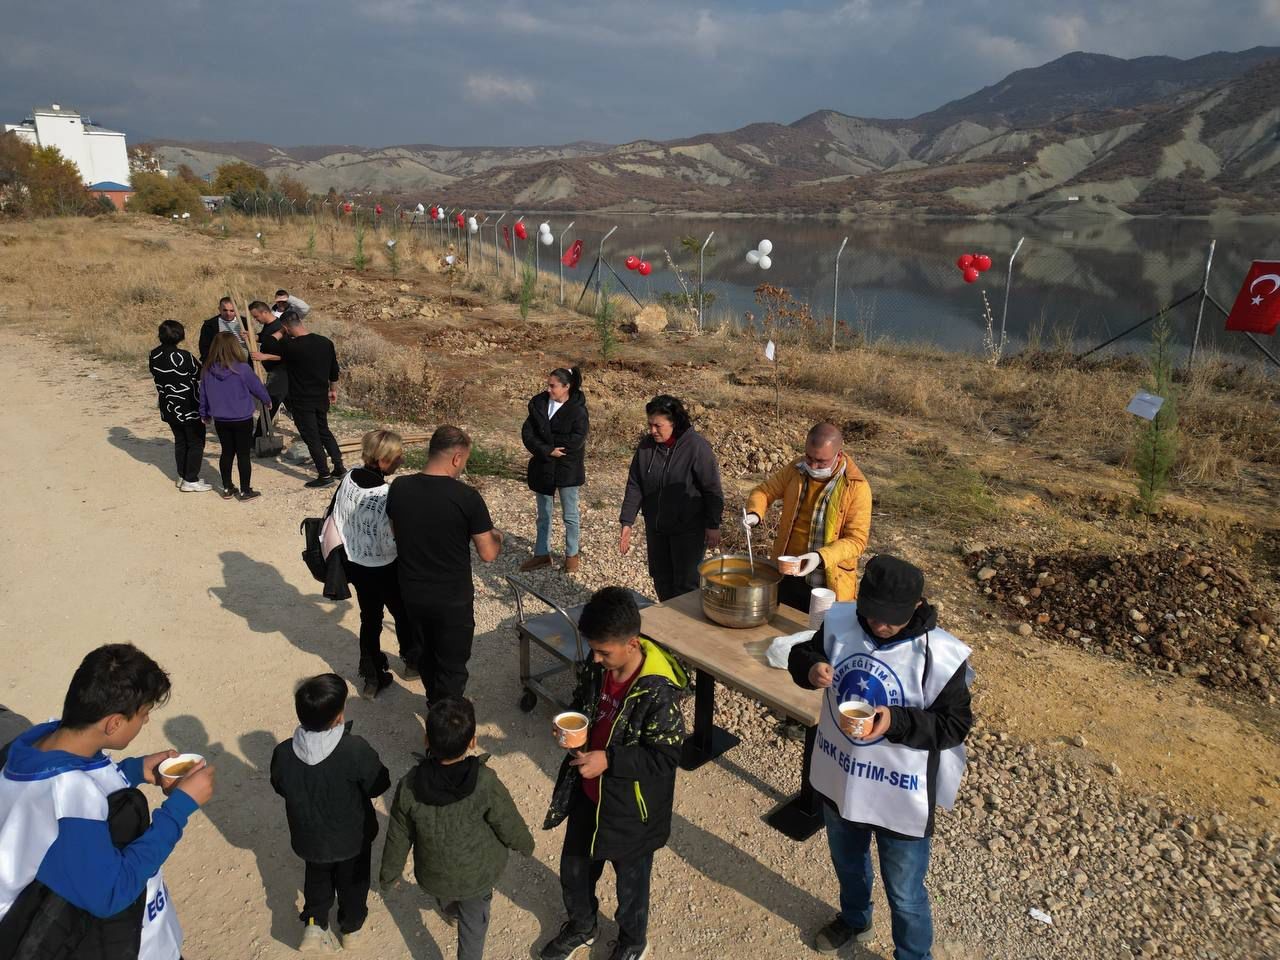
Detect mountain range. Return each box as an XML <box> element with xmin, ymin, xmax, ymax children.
<box><xmin>153</xmin><ymin>47</ymin><xmax>1280</xmax><ymax>218</ymax></box>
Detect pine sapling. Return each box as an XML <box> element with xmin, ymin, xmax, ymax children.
<box><xmin>1132</xmin><ymin>312</ymin><xmax>1179</xmax><ymax>515</ymax></box>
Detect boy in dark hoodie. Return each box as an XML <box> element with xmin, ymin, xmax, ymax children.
<box><xmin>539</xmin><ymin>587</ymin><xmax>688</xmax><ymax>960</ymax></box>
<box><xmin>270</xmin><ymin>674</ymin><xmax>390</xmax><ymax>953</ymax></box>
<box><xmin>379</xmin><ymin>697</ymin><xmax>533</xmax><ymax>960</ymax></box>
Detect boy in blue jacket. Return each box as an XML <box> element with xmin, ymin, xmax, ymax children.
<box><xmin>0</xmin><ymin>644</ymin><xmax>214</xmax><ymax>960</ymax></box>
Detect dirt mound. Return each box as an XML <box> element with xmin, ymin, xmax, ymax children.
<box><xmin>967</xmin><ymin>546</ymin><xmax>1279</xmax><ymax>696</ymax></box>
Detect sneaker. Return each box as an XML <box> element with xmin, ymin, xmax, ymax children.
<box><xmin>538</xmin><ymin>921</ymin><xmax>597</xmax><ymax>960</ymax></box>
<box><xmin>174</xmin><ymin>477</ymin><xmax>183</xmax><ymax>490</ymax></box>
<box><xmin>606</xmin><ymin>943</ymin><xmax>649</xmax><ymax>960</ymax></box>
<box><xmin>400</xmin><ymin>660</ymin><xmax>420</xmax><ymax>681</ymax></box>
<box><xmin>306</xmin><ymin>475</ymin><xmax>335</xmax><ymax>488</ymax></box>
<box><xmin>299</xmin><ymin>920</ymin><xmax>342</xmax><ymax>953</ymax></box>
<box><xmin>237</xmin><ymin>488</ymin><xmax>262</xmax><ymax>502</ymax></box>
<box><xmin>338</xmin><ymin>928</ymin><xmax>363</xmax><ymax>949</ymax></box>
<box><xmin>814</xmin><ymin>915</ymin><xmax>872</xmax><ymax>954</ymax></box>
<box><xmin>220</xmin><ymin>485</ymin><xmax>238</xmax><ymax>500</ymax></box>
<box><xmin>179</xmin><ymin>479</ymin><xmax>212</xmax><ymax>492</ymax></box>
<box><xmin>333</xmin><ymin>466</ymin><xmax>348</xmax><ymax>480</ymax></box>
<box><xmin>519</xmin><ymin>555</ymin><xmax>552</xmax><ymax>572</ymax></box>
<box><xmin>563</xmin><ymin>554</ymin><xmax>580</xmax><ymax>574</ymax></box>
<box><xmin>360</xmin><ymin>671</ymin><xmax>394</xmax><ymax>701</ymax></box>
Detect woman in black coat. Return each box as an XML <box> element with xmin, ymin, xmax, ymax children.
<box><xmin>520</xmin><ymin>367</ymin><xmax>589</xmax><ymax>573</ymax></box>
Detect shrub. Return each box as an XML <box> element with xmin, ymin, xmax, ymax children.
<box><xmin>212</xmin><ymin>161</ymin><xmax>268</xmax><ymax>194</ymax></box>
<box><xmin>130</xmin><ymin>172</ymin><xmax>205</xmax><ymax>218</ymax></box>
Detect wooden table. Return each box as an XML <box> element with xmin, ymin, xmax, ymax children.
<box><xmin>641</xmin><ymin>590</ymin><xmax>825</xmax><ymax>840</ymax></box>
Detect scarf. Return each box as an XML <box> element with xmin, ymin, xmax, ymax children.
<box><xmin>802</xmin><ymin>454</ymin><xmax>848</xmax><ymax>583</ymax></box>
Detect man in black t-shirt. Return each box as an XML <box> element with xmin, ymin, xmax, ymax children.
<box><xmin>386</xmin><ymin>425</ymin><xmax>503</xmax><ymax>703</ymax></box>
<box><xmin>248</xmin><ymin>300</ymin><xmax>288</xmax><ymax>436</ymax></box>
<box><xmin>254</xmin><ymin>312</ymin><xmax>346</xmax><ymax>487</ymax></box>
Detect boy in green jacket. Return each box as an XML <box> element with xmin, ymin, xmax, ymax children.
<box><xmin>379</xmin><ymin>697</ymin><xmax>533</xmax><ymax>960</ymax></box>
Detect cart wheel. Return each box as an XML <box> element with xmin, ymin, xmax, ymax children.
<box><xmin>519</xmin><ymin>689</ymin><xmax>538</xmax><ymax>713</ymax></box>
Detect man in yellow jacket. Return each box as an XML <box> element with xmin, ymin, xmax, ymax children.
<box><xmin>744</xmin><ymin>422</ymin><xmax>872</xmax><ymax>611</ymax></box>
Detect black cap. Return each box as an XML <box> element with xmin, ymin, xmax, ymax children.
<box><xmin>857</xmin><ymin>555</ymin><xmax>925</xmax><ymax>624</ymax></box>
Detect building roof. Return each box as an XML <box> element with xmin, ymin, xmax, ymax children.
<box><xmin>33</xmin><ymin>104</ymin><xmax>80</xmax><ymax>116</ymax></box>
<box><xmin>89</xmin><ymin>181</ymin><xmax>132</xmax><ymax>192</ymax></box>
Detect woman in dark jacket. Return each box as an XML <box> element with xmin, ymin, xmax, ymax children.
<box><xmin>618</xmin><ymin>395</ymin><xmax>724</xmax><ymax>601</ymax></box>
<box><xmin>520</xmin><ymin>367</ymin><xmax>589</xmax><ymax>574</ymax></box>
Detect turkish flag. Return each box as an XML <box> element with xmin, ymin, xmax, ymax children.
<box><xmin>561</xmin><ymin>239</ymin><xmax>584</xmax><ymax>268</ymax></box>
<box><xmin>1225</xmin><ymin>260</ymin><xmax>1280</xmax><ymax>335</ymax></box>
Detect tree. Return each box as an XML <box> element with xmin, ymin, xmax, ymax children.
<box><xmin>212</xmin><ymin>161</ymin><xmax>268</xmax><ymax>194</ymax></box>
<box><xmin>26</xmin><ymin>146</ymin><xmax>94</xmax><ymax>216</ymax></box>
<box><xmin>131</xmin><ymin>171</ymin><xmax>205</xmax><ymax>218</ymax></box>
<box><xmin>0</xmin><ymin>132</ymin><xmax>35</xmax><ymax>212</ymax></box>
<box><xmin>176</xmin><ymin>163</ymin><xmax>205</xmax><ymax>186</ymax></box>
<box><xmin>273</xmin><ymin>173</ymin><xmax>310</xmax><ymax>208</ymax></box>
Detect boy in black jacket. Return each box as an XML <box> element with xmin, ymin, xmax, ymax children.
<box><xmin>788</xmin><ymin>555</ymin><xmax>973</xmax><ymax>960</ymax></box>
<box><xmin>147</xmin><ymin>320</ymin><xmax>208</xmax><ymax>492</ymax></box>
<box><xmin>539</xmin><ymin>587</ymin><xmax>687</xmax><ymax>960</ymax></box>
<box><xmin>270</xmin><ymin>674</ymin><xmax>390</xmax><ymax>953</ymax></box>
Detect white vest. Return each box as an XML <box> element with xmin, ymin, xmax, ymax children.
<box><xmin>809</xmin><ymin>602</ymin><xmax>971</xmax><ymax>837</ymax></box>
<box><xmin>333</xmin><ymin>473</ymin><xmax>397</xmax><ymax>568</ymax></box>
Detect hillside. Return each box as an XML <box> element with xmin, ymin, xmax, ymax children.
<box><xmin>154</xmin><ymin>48</ymin><xmax>1280</xmax><ymax>217</ymax></box>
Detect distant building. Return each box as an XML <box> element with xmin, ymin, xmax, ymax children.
<box><xmin>91</xmin><ymin>181</ymin><xmax>134</xmax><ymax>211</ymax></box>
<box><xmin>3</xmin><ymin>103</ymin><xmax>130</xmax><ymax>189</ymax></box>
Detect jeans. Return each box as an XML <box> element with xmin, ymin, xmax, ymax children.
<box><xmin>301</xmin><ymin>841</ymin><xmax>373</xmax><ymax>934</ymax></box>
<box><xmin>345</xmin><ymin>560</ymin><xmax>409</xmax><ymax>680</ymax></box>
<box><xmin>824</xmin><ymin>806</ymin><xmax>933</xmax><ymax>960</ymax></box>
<box><xmin>430</xmin><ymin>893</ymin><xmax>492</xmax><ymax>960</ymax></box>
<box><xmin>293</xmin><ymin>405</ymin><xmax>344</xmax><ymax>478</ymax></box>
<box><xmin>535</xmin><ymin>486</ymin><xmax>581</xmax><ymax>557</ymax></box>
<box><xmin>213</xmin><ymin>418</ymin><xmax>253</xmax><ymax>490</ymax></box>
<box><xmin>166</xmin><ymin>419</ymin><xmax>206</xmax><ymax>482</ymax></box>
<box><xmin>402</xmin><ymin>597</ymin><xmax>474</xmax><ymax>703</ymax></box>
<box><xmin>560</xmin><ymin>793</ymin><xmax>653</xmax><ymax>948</ymax></box>
<box><xmin>643</xmin><ymin>526</ymin><xmax>706</xmax><ymax>601</ymax></box>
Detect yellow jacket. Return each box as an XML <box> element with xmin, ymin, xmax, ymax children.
<box><xmin>745</xmin><ymin>453</ymin><xmax>872</xmax><ymax>601</ymax></box>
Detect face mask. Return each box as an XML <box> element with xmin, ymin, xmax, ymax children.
<box><xmin>802</xmin><ymin>462</ymin><xmax>834</xmax><ymax>480</ymax></box>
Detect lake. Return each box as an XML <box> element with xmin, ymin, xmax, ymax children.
<box><xmin>425</xmin><ymin>214</ymin><xmax>1280</xmax><ymax>361</ymax></box>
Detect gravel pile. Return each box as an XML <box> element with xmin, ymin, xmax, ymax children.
<box><xmin>966</xmin><ymin>546</ymin><xmax>1279</xmax><ymax>697</ymax></box>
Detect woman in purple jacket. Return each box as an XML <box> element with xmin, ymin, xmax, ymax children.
<box><xmin>199</xmin><ymin>331</ymin><xmax>272</xmax><ymax>501</ymax></box>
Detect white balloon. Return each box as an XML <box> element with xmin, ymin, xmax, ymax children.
<box><xmin>757</xmin><ymin>239</ymin><xmax>773</xmax><ymax>256</ymax></box>
<box><xmin>415</xmin><ymin>203</ymin><xmax>425</xmax><ymax>213</ymax></box>
<box><xmin>468</xmin><ymin>216</ymin><xmax>478</xmax><ymax>227</ymax></box>
<box><xmin>469</xmin><ymin>223</ymin><xmax>479</xmax><ymax>234</ymax></box>
<box><xmin>746</xmin><ymin>250</ymin><xmax>761</xmax><ymax>265</ymax></box>
<box><xmin>445</xmin><ymin>254</ymin><xmax>456</xmax><ymax>265</ymax></box>
<box><xmin>540</xmin><ymin>232</ymin><xmax>554</xmax><ymax>246</ymax></box>
<box><xmin>539</xmin><ymin>222</ymin><xmax>551</xmax><ymax>235</ymax></box>
<box><xmin>758</xmin><ymin>254</ymin><xmax>772</xmax><ymax>270</ymax></box>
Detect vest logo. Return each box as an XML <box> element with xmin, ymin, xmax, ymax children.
<box><xmin>146</xmin><ymin>884</ymin><xmax>167</xmax><ymax>922</ymax></box>
<box><xmin>829</xmin><ymin>652</ymin><xmax>905</xmax><ymax>745</ymax></box>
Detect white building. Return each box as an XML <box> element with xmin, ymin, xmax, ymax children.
<box><xmin>3</xmin><ymin>104</ymin><xmax>130</xmax><ymax>189</ymax></box>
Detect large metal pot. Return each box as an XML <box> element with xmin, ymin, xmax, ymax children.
<box><xmin>699</xmin><ymin>554</ymin><xmax>782</xmax><ymax>629</ymax></box>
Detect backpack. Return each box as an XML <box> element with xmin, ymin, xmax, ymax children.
<box><xmin>300</xmin><ymin>490</ymin><xmax>351</xmax><ymax>601</ymax></box>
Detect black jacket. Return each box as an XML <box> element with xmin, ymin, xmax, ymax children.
<box><xmin>788</xmin><ymin>601</ymin><xmax>973</xmax><ymax>837</ymax></box>
<box><xmin>544</xmin><ymin>639</ymin><xmax>687</xmax><ymax>861</ymax></box>
<box><xmin>522</xmin><ymin>391</ymin><xmax>589</xmax><ymax>495</ymax></box>
<box><xmin>270</xmin><ymin>723</ymin><xmax>391</xmax><ymax>862</ymax></box>
<box><xmin>619</xmin><ymin>428</ymin><xmax>724</xmax><ymax>535</ymax></box>
<box><xmin>148</xmin><ymin>346</ymin><xmax>202</xmax><ymax>424</ymax></box>
<box><xmin>198</xmin><ymin>315</ymin><xmax>248</xmax><ymax>362</ymax></box>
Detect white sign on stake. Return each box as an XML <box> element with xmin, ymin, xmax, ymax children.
<box><xmin>1126</xmin><ymin>391</ymin><xmax>1165</xmax><ymax>421</ymax></box>
<box><xmin>765</xmin><ymin>340</ymin><xmax>776</xmax><ymax>362</ymax></box>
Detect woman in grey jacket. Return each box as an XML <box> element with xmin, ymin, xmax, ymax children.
<box><xmin>618</xmin><ymin>395</ymin><xmax>724</xmax><ymax>601</ymax></box>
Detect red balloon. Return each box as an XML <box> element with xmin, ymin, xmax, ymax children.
<box><xmin>974</xmin><ymin>254</ymin><xmax>993</xmax><ymax>272</ymax></box>
<box><xmin>375</xmin><ymin>204</ymin><xmax>383</xmax><ymax>215</ymax></box>
<box><xmin>514</xmin><ymin>221</ymin><xmax>528</xmax><ymax>240</ymax></box>
<box><xmin>624</xmin><ymin>255</ymin><xmax>640</xmax><ymax>271</ymax></box>
<box><xmin>956</xmin><ymin>254</ymin><xmax>974</xmax><ymax>271</ymax></box>
<box><xmin>343</xmin><ymin>202</ymin><xmax>352</xmax><ymax>213</ymax></box>
<box><xmin>429</xmin><ymin>205</ymin><xmax>438</xmax><ymax>217</ymax></box>
<box><xmin>638</xmin><ymin>261</ymin><xmax>652</xmax><ymax>276</ymax></box>
<box><xmin>963</xmin><ymin>267</ymin><xmax>980</xmax><ymax>284</ymax></box>
<box><xmin>455</xmin><ymin>213</ymin><xmax>465</xmax><ymax>226</ymax></box>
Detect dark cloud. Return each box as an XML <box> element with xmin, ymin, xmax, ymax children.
<box><xmin>2</xmin><ymin>0</ymin><xmax>1274</xmax><ymax>146</ymax></box>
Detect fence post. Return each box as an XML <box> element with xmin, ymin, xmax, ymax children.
<box><xmin>1000</xmin><ymin>237</ymin><xmax>1026</xmax><ymax>354</ymax></box>
<box><xmin>513</xmin><ymin>216</ymin><xmax>525</xmax><ymax>282</ymax></box>
<box><xmin>493</xmin><ymin>213</ymin><xmax>507</xmax><ymax>275</ymax></box>
<box><xmin>832</xmin><ymin>236</ymin><xmax>849</xmax><ymax>351</ymax></box>
<box><xmin>1187</xmin><ymin>239</ymin><xmax>1217</xmax><ymax>370</ymax></box>
<box><xmin>698</xmin><ymin>231</ymin><xmax>714</xmax><ymax>332</ymax></box>
<box><xmin>476</xmin><ymin>214</ymin><xmax>486</xmax><ymax>272</ymax></box>
<box><xmin>596</xmin><ymin>225</ymin><xmax>619</xmax><ymax>308</ymax></box>
<box><xmin>559</xmin><ymin>221</ymin><xmax>575</xmax><ymax>305</ymax></box>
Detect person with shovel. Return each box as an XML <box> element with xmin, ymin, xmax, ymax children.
<box><xmin>249</xmin><ymin>300</ymin><xmax>288</xmax><ymax>439</ymax></box>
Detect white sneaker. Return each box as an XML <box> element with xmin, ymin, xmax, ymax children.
<box><xmin>299</xmin><ymin>921</ymin><xmax>342</xmax><ymax>952</ymax></box>
<box><xmin>175</xmin><ymin>478</ymin><xmax>183</xmax><ymax>489</ymax></box>
<box><xmin>179</xmin><ymin>480</ymin><xmax>212</xmax><ymax>492</ymax></box>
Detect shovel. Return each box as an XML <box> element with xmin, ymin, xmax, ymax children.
<box><xmin>234</xmin><ymin>293</ymin><xmax>285</xmax><ymax>458</ymax></box>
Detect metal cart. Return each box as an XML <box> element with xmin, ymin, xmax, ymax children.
<box><xmin>506</xmin><ymin>575</ymin><xmax>653</xmax><ymax>713</ymax></box>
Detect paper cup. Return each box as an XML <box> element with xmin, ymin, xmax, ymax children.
<box><xmin>838</xmin><ymin>700</ymin><xmax>875</xmax><ymax>738</ymax></box>
<box><xmin>553</xmin><ymin>712</ymin><xmax>589</xmax><ymax>749</ymax></box>
<box><xmin>158</xmin><ymin>753</ymin><xmax>204</xmax><ymax>783</ymax></box>
<box><xmin>776</xmin><ymin>555</ymin><xmax>801</xmax><ymax>576</ymax></box>
<box><xmin>808</xmin><ymin>587</ymin><xmax>837</xmax><ymax>629</ymax></box>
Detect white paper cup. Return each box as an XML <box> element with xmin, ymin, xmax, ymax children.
<box><xmin>553</xmin><ymin>712</ymin><xmax>589</xmax><ymax>749</ymax></box>
<box><xmin>838</xmin><ymin>700</ymin><xmax>875</xmax><ymax>738</ymax></box>
<box><xmin>808</xmin><ymin>587</ymin><xmax>837</xmax><ymax>629</ymax></box>
<box><xmin>776</xmin><ymin>555</ymin><xmax>801</xmax><ymax>576</ymax></box>
<box><xmin>158</xmin><ymin>753</ymin><xmax>204</xmax><ymax>783</ymax></box>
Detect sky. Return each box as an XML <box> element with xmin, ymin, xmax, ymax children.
<box><xmin>3</xmin><ymin>1</ymin><xmax>1279</xmax><ymax>148</ymax></box>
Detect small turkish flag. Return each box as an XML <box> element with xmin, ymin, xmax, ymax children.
<box><xmin>561</xmin><ymin>239</ymin><xmax>584</xmax><ymax>268</ymax></box>
<box><xmin>1225</xmin><ymin>260</ymin><xmax>1280</xmax><ymax>335</ymax></box>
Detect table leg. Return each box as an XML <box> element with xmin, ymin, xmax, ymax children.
<box><xmin>764</xmin><ymin>724</ymin><xmax>825</xmax><ymax>841</ymax></box>
<box><xmin>679</xmin><ymin>669</ymin><xmax>740</xmax><ymax>771</ymax></box>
